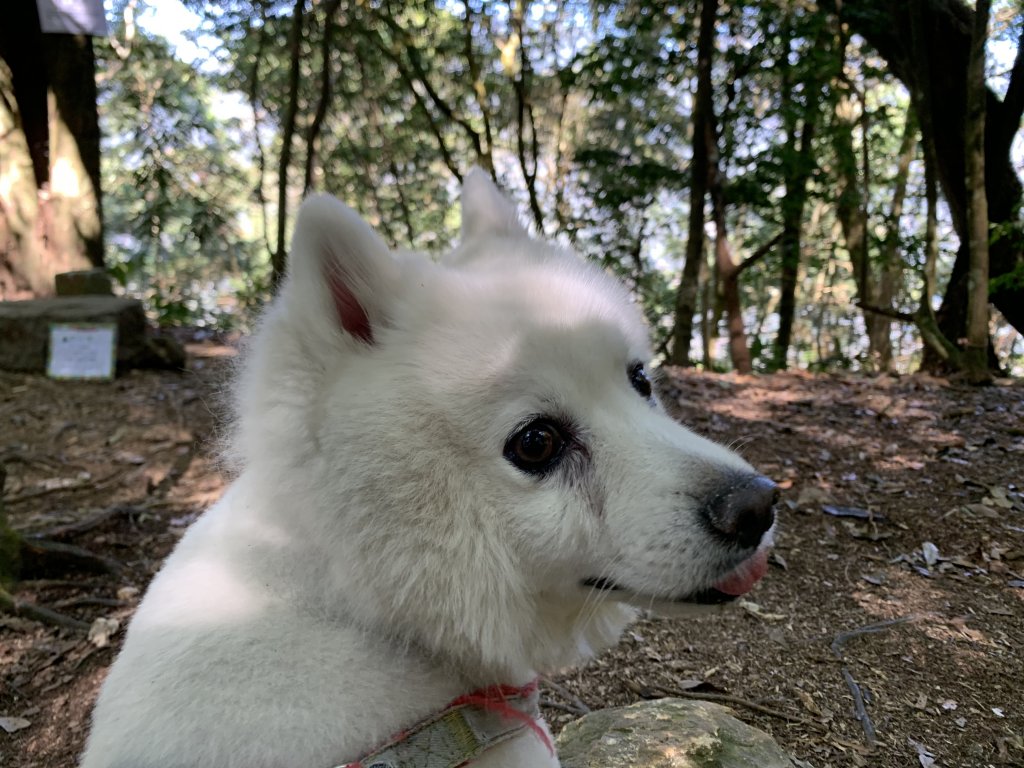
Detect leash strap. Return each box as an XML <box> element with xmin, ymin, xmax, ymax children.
<box><xmin>336</xmin><ymin>682</ymin><xmax>547</xmax><ymax>768</ymax></box>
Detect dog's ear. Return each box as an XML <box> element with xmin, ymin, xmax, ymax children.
<box><xmin>284</xmin><ymin>195</ymin><xmax>400</xmax><ymax>345</ymax></box>
<box><xmin>460</xmin><ymin>167</ymin><xmax>529</xmax><ymax>241</ymax></box>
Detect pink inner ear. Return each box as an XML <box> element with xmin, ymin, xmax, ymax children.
<box><xmin>327</xmin><ymin>270</ymin><xmax>374</xmax><ymax>343</ymax></box>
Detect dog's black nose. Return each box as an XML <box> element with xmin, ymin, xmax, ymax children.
<box><xmin>703</xmin><ymin>475</ymin><xmax>778</xmax><ymax>548</ymax></box>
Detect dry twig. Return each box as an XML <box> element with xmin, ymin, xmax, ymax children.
<box><xmin>542</xmin><ymin>678</ymin><xmax>591</xmax><ymax>715</ymax></box>
<box><xmin>624</xmin><ymin>679</ymin><xmax>819</xmax><ymax>727</ymax></box>
<box><xmin>830</xmin><ymin>615</ymin><xmax>921</xmax><ymax>747</ymax></box>
<box><xmin>31</xmin><ymin>504</ymin><xmax>142</xmax><ymax>541</ymax></box>
<box><xmin>539</xmin><ymin>698</ymin><xmax>589</xmax><ymax>716</ymax></box>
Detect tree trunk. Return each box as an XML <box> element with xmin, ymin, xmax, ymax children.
<box><xmin>0</xmin><ymin>6</ymin><xmax>103</xmax><ymax>299</ymax></box>
<box><xmin>772</xmin><ymin>118</ymin><xmax>816</xmax><ymax>370</ymax></box>
<box><xmin>831</xmin><ymin>75</ymin><xmax>886</xmax><ymax>365</ymax></box>
<box><xmin>771</xmin><ymin>13</ymin><xmax>822</xmax><ymax>371</ymax></box>
<box><xmin>871</xmin><ymin>109</ymin><xmax>918</xmax><ymax>371</ymax></box>
<box><xmin>699</xmin><ymin>245</ymin><xmax>714</xmax><ymax>369</ymax></box>
<box><xmin>964</xmin><ymin>0</ymin><xmax>992</xmax><ymax>383</ymax></box>
<box><xmin>669</xmin><ymin>0</ymin><xmax>716</xmax><ymax>366</ymax></box>
<box><xmin>705</xmin><ymin>104</ymin><xmax>753</xmax><ymax>372</ymax></box>
<box><xmin>272</xmin><ymin>0</ymin><xmax>307</xmax><ymax>288</ymax></box>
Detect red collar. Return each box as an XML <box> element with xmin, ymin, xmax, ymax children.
<box><xmin>340</xmin><ymin>679</ymin><xmax>553</xmax><ymax>768</ymax></box>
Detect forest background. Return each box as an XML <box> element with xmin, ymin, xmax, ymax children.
<box><xmin>2</xmin><ymin>0</ymin><xmax>1024</xmax><ymax>379</ymax></box>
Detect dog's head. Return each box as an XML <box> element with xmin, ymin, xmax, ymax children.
<box><xmin>233</xmin><ymin>170</ymin><xmax>776</xmax><ymax>674</ymax></box>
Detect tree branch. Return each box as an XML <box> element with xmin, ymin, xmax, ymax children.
<box><xmin>509</xmin><ymin>0</ymin><xmax>544</xmax><ymax>230</ymax></box>
<box><xmin>735</xmin><ymin>231</ymin><xmax>783</xmax><ymax>277</ymax></box>
<box><xmin>856</xmin><ymin>300</ymin><xmax>916</xmax><ymax>323</ymax></box>
<box><xmin>302</xmin><ymin>0</ymin><xmax>343</xmax><ymax>194</ymax></box>
<box><xmin>376</xmin><ymin>12</ymin><xmax>485</xmax><ymax>162</ymax></box>
<box><xmin>246</xmin><ymin>11</ymin><xmax>273</xmax><ymax>261</ymax></box>
<box><xmin>993</xmin><ymin>24</ymin><xmax>1024</xmax><ymax>152</ymax></box>
<box><xmin>462</xmin><ymin>4</ymin><xmax>494</xmax><ymax>174</ymax></box>
<box><xmin>357</xmin><ymin>25</ymin><xmax>462</xmax><ymax>181</ymax></box>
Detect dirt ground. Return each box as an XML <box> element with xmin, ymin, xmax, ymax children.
<box><xmin>1</xmin><ymin>338</ymin><xmax>1022</xmax><ymax>768</ymax></box>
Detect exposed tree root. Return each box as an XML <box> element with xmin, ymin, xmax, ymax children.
<box><xmin>19</xmin><ymin>537</ymin><xmax>121</xmax><ymax>577</ymax></box>
<box><xmin>625</xmin><ymin>678</ymin><xmax>819</xmax><ymax>727</ymax></box>
<box><xmin>30</xmin><ymin>504</ymin><xmax>141</xmax><ymax>542</ymax></box>
<box><xmin>0</xmin><ymin>585</ymin><xmax>90</xmax><ymax>632</ymax></box>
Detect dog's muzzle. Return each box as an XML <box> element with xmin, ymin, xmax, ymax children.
<box><xmin>581</xmin><ymin>473</ymin><xmax>778</xmax><ymax>606</ymax></box>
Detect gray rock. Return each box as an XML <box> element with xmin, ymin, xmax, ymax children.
<box><xmin>55</xmin><ymin>269</ymin><xmax>114</xmax><ymax>296</ymax></box>
<box><xmin>555</xmin><ymin>698</ymin><xmax>798</xmax><ymax>768</ymax></box>
<box><xmin>0</xmin><ymin>296</ymin><xmax>185</xmax><ymax>374</ymax></box>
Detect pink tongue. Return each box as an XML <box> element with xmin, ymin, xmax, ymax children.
<box><xmin>713</xmin><ymin>549</ymin><xmax>770</xmax><ymax>596</ymax></box>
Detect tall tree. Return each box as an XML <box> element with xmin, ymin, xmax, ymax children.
<box><xmin>272</xmin><ymin>0</ymin><xmax>306</xmax><ymax>288</ymax></box>
<box><xmin>771</xmin><ymin>9</ymin><xmax>827</xmax><ymax>370</ymax></box>
<box><xmin>670</xmin><ymin>0</ymin><xmax>715</xmax><ymax>366</ymax></box>
<box><xmin>965</xmin><ymin>0</ymin><xmax>992</xmax><ymax>382</ymax></box>
<box><xmin>0</xmin><ymin>3</ymin><xmax>104</xmax><ymax>297</ymax></box>
<box><xmin>873</xmin><ymin>110</ymin><xmax>918</xmax><ymax>371</ymax></box>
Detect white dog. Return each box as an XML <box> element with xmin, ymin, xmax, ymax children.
<box><xmin>81</xmin><ymin>170</ymin><xmax>776</xmax><ymax>768</ymax></box>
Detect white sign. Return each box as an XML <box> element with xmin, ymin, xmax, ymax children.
<box><xmin>48</xmin><ymin>323</ymin><xmax>117</xmax><ymax>380</ymax></box>
<box><xmin>36</xmin><ymin>0</ymin><xmax>109</xmax><ymax>36</ymax></box>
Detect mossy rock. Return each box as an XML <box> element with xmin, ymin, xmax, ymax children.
<box><xmin>556</xmin><ymin>698</ymin><xmax>796</xmax><ymax>768</ymax></box>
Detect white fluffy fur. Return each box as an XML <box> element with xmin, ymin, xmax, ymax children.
<box><xmin>81</xmin><ymin>169</ymin><xmax>764</xmax><ymax>768</ymax></box>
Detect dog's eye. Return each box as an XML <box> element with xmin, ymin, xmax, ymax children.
<box><xmin>629</xmin><ymin>362</ymin><xmax>652</xmax><ymax>399</ymax></box>
<box><xmin>504</xmin><ymin>420</ymin><xmax>566</xmax><ymax>475</ymax></box>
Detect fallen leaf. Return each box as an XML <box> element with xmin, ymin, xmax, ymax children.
<box><xmin>922</xmin><ymin>542</ymin><xmax>940</xmax><ymax>567</ymax></box>
<box><xmin>996</xmin><ymin>735</ymin><xmax>1024</xmax><ymax>761</ymax></box>
<box><xmin>88</xmin><ymin>617</ymin><xmax>120</xmax><ymax>648</ymax></box>
<box><xmin>908</xmin><ymin>737</ymin><xmax>936</xmax><ymax>768</ymax></box>
<box><xmin>823</xmin><ymin>504</ymin><xmax>885</xmax><ymax>521</ymax></box>
<box><xmin>116</xmin><ymin>586</ymin><xmax>140</xmax><ymax>601</ymax></box>
<box><xmin>987</xmin><ymin>606</ymin><xmax>1015</xmax><ymax>616</ymax></box>
<box><xmin>0</xmin><ymin>716</ymin><xmax>31</xmax><ymax>733</ymax></box>
<box><xmin>672</xmin><ymin>679</ymin><xmax>707</xmax><ymax>691</ymax></box>
<box><xmin>963</xmin><ymin>503</ymin><xmax>1000</xmax><ymax>518</ymax></box>
<box><xmin>736</xmin><ymin>599</ymin><xmax>786</xmax><ymax>621</ymax></box>
<box><xmin>948</xmin><ymin>556</ymin><xmax>980</xmax><ymax>570</ymax></box>
<box><xmin>113</xmin><ymin>451</ymin><xmax>146</xmax><ymax>465</ymax></box>
<box><xmin>986</xmin><ymin>486</ymin><xmax>1015</xmax><ymax>509</ymax></box>
<box><xmin>796</xmin><ymin>486</ymin><xmax>834</xmax><ymax>509</ymax></box>
<box><xmin>39</xmin><ymin>473</ymin><xmax>91</xmax><ymax>491</ymax></box>
<box><xmin>845</xmin><ymin>523</ymin><xmax>892</xmax><ymax>541</ymax></box>
<box><xmin>795</xmin><ymin>689</ymin><xmax>822</xmax><ymax>716</ymax></box>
